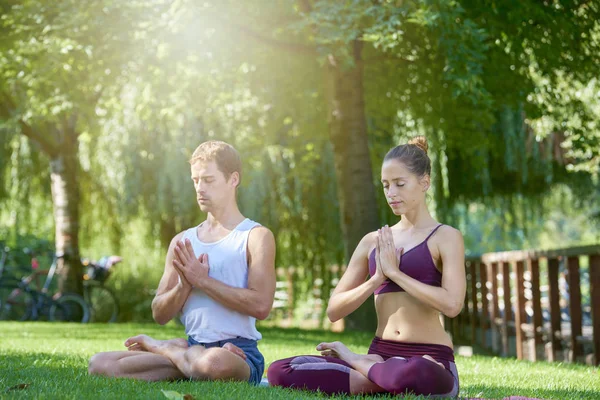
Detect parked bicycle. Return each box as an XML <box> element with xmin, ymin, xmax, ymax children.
<box><xmin>82</xmin><ymin>255</ymin><xmax>121</xmax><ymax>323</ymax></box>
<box><xmin>0</xmin><ymin>248</ymin><xmax>121</xmax><ymax>323</ymax></box>
<box><xmin>0</xmin><ymin>251</ymin><xmax>91</xmax><ymax>322</ymax></box>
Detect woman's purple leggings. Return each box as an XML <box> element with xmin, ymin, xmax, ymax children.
<box><xmin>267</xmin><ymin>337</ymin><xmax>459</xmax><ymax>397</ymax></box>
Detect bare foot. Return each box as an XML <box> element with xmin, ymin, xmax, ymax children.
<box><xmin>422</xmin><ymin>354</ymin><xmax>445</xmax><ymax>369</ymax></box>
<box><xmin>223</xmin><ymin>342</ymin><xmax>247</xmax><ymax>360</ymax></box>
<box><xmin>316</xmin><ymin>341</ymin><xmax>356</xmax><ymax>362</ymax></box>
<box><xmin>124</xmin><ymin>335</ymin><xmax>188</xmax><ymax>353</ymax></box>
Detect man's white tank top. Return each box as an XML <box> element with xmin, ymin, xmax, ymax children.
<box><xmin>179</xmin><ymin>218</ymin><xmax>262</xmax><ymax>342</ymax></box>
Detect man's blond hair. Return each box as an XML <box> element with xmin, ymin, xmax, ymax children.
<box><xmin>189</xmin><ymin>141</ymin><xmax>242</xmax><ymax>184</ymax></box>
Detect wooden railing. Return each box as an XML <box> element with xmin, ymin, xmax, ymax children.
<box><xmin>449</xmin><ymin>245</ymin><xmax>600</xmax><ymax>365</ymax></box>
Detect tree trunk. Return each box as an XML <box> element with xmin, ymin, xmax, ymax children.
<box><xmin>324</xmin><ymin>41</ymin><xmax>380</xmax><ymax>331</ymax></box>
<box><xmin>50</xmin><ymin>125</ymin><xmax>83</xmax><ymax>295</ymax></box>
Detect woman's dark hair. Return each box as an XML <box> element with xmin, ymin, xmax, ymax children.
<box><xmin>383</xmin><ymin>136</ymin><xmax>430</xmax><ymax>177</ymax></box>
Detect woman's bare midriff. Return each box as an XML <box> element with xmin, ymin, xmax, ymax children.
<box><xmin>374</xmin><ymin>291</ymin><xmax>453</xmax><ymax>349</ymax></box>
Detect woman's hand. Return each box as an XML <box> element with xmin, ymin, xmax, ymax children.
<box><xmin>371</xmin><ymin>238</ymin><xmax>388</xmax><ymax>286</ymax></box>
<box><xmin>377</xmin><ymin>225</ymin><xmax>402</xmax><ymax>278</ymax></box>
<box><xmin>316</xmin><ymin>341</ymin><xmax>355</xmax><ymax>362</ymax></box>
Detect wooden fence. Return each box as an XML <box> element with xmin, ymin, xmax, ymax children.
<box><xmin>449</xmin><ymin>245</ymin><xmax>599</xmax><ymax>366</ymax></box>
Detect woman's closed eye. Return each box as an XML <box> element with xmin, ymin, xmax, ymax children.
<box><xmin>384</xmin><ymin>184</ymin><xmax>404</xmax><ymax>188</ymax></box>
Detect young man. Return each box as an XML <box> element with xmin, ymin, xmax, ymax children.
<box><xmin>88</xmin><ymin>141</ymin><xmax>276</xmax><ymax>385</ymax></box>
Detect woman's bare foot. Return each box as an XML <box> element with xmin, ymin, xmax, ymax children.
<box><xmin>223</xmin><ymin>342</ymin><xmax>247</xmax><ymax>360</ymax></box>
<box><xmin>422</xmin><ymin>354</ymin><xmax>445</xmax><ymax>369</ymax></box>
<box><xmin>316</xmin><ymin>341</ymin><xmax>357</xmax><ymax>362</ymax></box>
<box><xmin>124</xmin><ymin>335</ymin><xmax>188</xmax><ymax>353</ymax></box>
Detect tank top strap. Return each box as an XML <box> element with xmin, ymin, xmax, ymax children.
<box><xmin>424</xmin><ymin>224</ymin><xmax>444</xmax><ymax>242</ymax></box>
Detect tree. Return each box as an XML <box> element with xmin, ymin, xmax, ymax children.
<box><xmin>1</xmin><ymin>0</ymin><xmax>599</xmax><ymax>328</ymax></box>
<box><xmin>100</xmin><ymin>0</ymin><xmax>600</xmax><ymax>329</ymax></box>
<box><xmin>0</xmin><ymin>0</ymin><xmax>142</xmax><ymax>293</ymax></box>
<box><xmin>201</xmin><ymin>0</ymin><xmax>600</xmax><ymax>329</ymax></box>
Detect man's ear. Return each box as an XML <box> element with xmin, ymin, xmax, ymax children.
<box><xmin>230</xmin><ymin>171</ymin><xmax>240</xmax><ymax>188</ymax></box>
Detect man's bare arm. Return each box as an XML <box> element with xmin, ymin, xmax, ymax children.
<box><xmin>151</xmin><ymin>232</ymin><xmax>193</xmax><ymax>325</ymax></box>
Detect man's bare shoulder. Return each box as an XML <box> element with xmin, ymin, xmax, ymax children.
<box><xmin>248</xmin><ymin>225</ymin><xmax>275</xmax><ymax>245</ymax></box>
<box><xmin>247</xmin><ymin>225</ymin><xmax>275</xmax><ymax>270</ymax></box>
<box><xmin>168</xmin><ymin>229</ymin><xmax>191</xmax><ymax>249</ymax></box>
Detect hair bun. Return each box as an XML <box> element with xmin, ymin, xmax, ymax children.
<box><xmin>408</xmin><ymin>136</ymin><xmax>428</xmax><ymax>154</ymax></box>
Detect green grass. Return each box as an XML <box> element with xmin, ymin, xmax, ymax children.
<box><xmin>0</xmin><ymin>323</ymin><xmax>598</xmax><ymax>399</ymax></box>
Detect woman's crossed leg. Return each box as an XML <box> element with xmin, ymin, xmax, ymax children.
<box><xmin>268</xmin><ymin>341</ymin><xmax>455</xmax><ymax>396</ymax></box>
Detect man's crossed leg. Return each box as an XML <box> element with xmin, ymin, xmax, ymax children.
<box><xmin>89</xmin><ymin>334</ymin><xmax>257</xmax><ymax>383</ymax></box>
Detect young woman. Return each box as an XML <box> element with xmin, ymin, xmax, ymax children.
<box><xmin>267</xmin><ymin>136</ymin><xmax>466</xmax><ymax>396</ymax></box>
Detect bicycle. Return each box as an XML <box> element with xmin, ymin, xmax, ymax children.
<box><xmin>82</xmin><ymin>256</ymin><xmax>121</xmax><ymax>323</ymax></box>
<box><xmin>0</xmin><ymin>250</ymin><xmax>91</xmax><ymax>322</ymax></box>
<box><xmin>0</xmin><ymin>248</ymin><xmax>122</xmax><ymax>323</ymax></box>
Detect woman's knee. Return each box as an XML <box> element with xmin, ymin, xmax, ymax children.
<box><xmin>368</xmin><ymin>357</ymin><xmax>423</xmax><ymax>393</ymax></box>
<box><xmin>267</xmin><ymin>358</ymin><xmax>292</xmax><ymax>386</ymax></box>
<box><xmin>388</xmin><ymin>357</ymin><xmax>449</xmax><ymax>394</ymax></box>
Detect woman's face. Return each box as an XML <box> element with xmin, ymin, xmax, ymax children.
<box><xmin>381</xmin><ymin>159</ymin><xmax>429</xmax><ymax>216</ymax></box>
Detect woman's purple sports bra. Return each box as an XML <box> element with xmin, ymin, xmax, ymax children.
<box><xmin>368</xmin><ymin>224</ymin><xmax>443</xmax><ymax>295</ymax></box>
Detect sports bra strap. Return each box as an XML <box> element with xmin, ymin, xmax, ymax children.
<box><xmin>424</xmin><ymin>224</ymin><xmax>444</xmax><ymax>242</ymax></box>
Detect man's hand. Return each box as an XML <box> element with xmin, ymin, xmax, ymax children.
<box><xmin>172</xmin><ymin>238</ymin><xmax>210</xmax><ymax>289</ymax></box>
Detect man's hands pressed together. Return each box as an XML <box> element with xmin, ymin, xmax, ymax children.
<box><xmin>172</xmin><ymin>238</ymin><xmax>210</xmax><ymax>290</ymax></box>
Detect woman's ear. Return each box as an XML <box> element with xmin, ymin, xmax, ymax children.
<box><xmin>421</xmin><ymin>175</ymin><xmax>430</xmax><ymax>192</ymax></box>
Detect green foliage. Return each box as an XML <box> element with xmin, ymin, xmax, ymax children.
<box><xmin>1</xmin><ymin>0</ymin><xmax>600</xmax><ymax>322</ymax></box>
<box><xmin>461</xmin><ymin>185</ymin><xmax>600</xmax><ymax>256</ymax></box>
<box><xmin>0</xmin><ymin>134</ymin><xmax>52</xmax><ymax>241</ymax></box>
<box><xmin>0</xmin><ymin>0</ymin><xmax>139</xmax><ymax>131</ymax></box>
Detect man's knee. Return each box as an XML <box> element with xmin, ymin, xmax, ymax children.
<box><xmin>189</xmin><ymin>348</ymin><xmax>242</xmax><ymax>381</ymax></box>
<box><xmin>88</xmin><ymin>352</ymin><xmax>112</xmax><ymax>376</ymax></box>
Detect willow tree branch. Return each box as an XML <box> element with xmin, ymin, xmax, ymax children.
<box><xmin>0</xmin><ymin>92</ymin><xmax>59</xmax><ymax>156</ymax></box>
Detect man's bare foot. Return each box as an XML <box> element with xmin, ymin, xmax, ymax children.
<box><xmin>316</xmin><ymin>341</ymin><xmax>357</xmax><ymax>362</ymax></box>
<box><xmin>223</xmin><ymin>342</ymin><xmax>247</xmax><ymax>360</ymax></box>
<box><xmin>124</xmin><ymin>335</ymin><xmax>188</xmax><ymax>353</ymax></box>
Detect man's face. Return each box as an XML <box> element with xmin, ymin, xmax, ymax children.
<box><xmin>190</xmin><ymin>160</ymin><xmax>237</xmax><ymax>212</ymax></box>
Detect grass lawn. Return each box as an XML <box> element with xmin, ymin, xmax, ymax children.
<box><xmin>0</xmin><ymin>322</ymin><xmax>598</xmax><ymax>399</ymax></box>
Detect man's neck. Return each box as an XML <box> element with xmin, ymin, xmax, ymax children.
<box><xmin>205</xmin><ymin>207</ymin><xmax>245</xmax><ymax>230</ymax></box>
